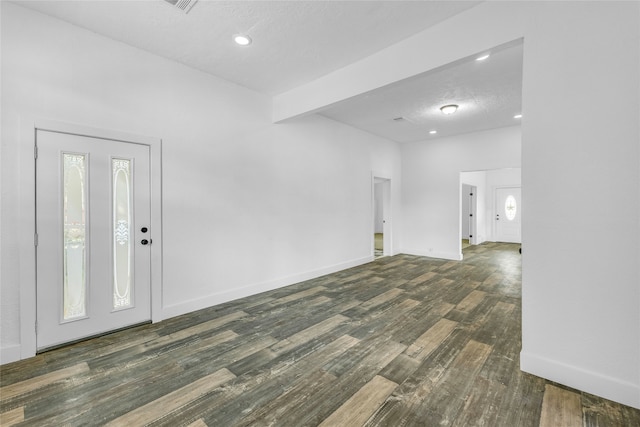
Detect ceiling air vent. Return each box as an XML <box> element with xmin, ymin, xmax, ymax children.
<box><xmin>164</xmin><ymin>0</ymin><xmax>198</xmax><ymax>14</ymax></box>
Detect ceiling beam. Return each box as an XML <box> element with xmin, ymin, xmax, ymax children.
<box><xmin>272</xmin><ymin>1</ymin><xmax>528</xmax><ymax>123</ymax></box>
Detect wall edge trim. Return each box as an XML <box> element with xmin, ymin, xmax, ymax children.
<box><xmin>399</xmin><ymin>249</ymin><xmax>462</xmax><ymax>261</ymax></box>
<box><xmin>161</xmin><ymin>255</ymin><xmax>374</xmax><ymax>320</ymax></box>
<box><xmin>0</xmin><ymin>344</ymin><xmax>22</xmax><ymax>366</ymax></box>
<box><xmin>520</xmin><ymin>350</ymin><xmax>640</xmax><ymax>409</ymax></box>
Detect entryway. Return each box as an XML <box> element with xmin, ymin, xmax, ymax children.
<box><xmin>35</xmin><ymin>129</ymin><xmax>153</xmax><ymax>350</ymax></box>
<box><xmin>373</xmin><ymin>176</ymin><xmax>391</xmax><ymax>258</ymax></box>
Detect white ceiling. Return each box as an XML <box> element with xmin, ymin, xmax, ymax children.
<box><xmin>15</xmin><ymin>0</ymin><xmax>481</xmax><ymax>95</ymax></box>
<box><xmin>320</xmin><ymin>40</ymin><xmax>524</xmax><ymax>142</ymax></box>
<box><xmin>12</xmin><ymin>0</ymin><xmax>523</xmax><ymax>142</ymax></box>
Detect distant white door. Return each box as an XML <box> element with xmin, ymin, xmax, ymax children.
<box><xmin>468</xmin><ymin>185</ymin><xmax>478</xmax><ymax>245</ymax></box>
<box><xmin>495</xmin><ymin>187</ymin><xmax>521</xmax><ymax>243</ymax></box>
<box><xmin>36</xmin><ymin>130</ymin><xmax>151</xmax><ymax>350</ymax></box>
<box><xmin>373</xmin><ymin>177</ymin><xmax>392</xmax><ymax>256</ymax></box>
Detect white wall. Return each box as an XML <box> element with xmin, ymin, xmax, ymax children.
<box><xmin>0</xmin><ymin>3</ymin><xmax>401</xmax><ymax>362</ymax></box>
<box><xmin>401</xmin><ymin>126</ymin><xmax>522</xmax><ymax>260</ymax></box>
<box><xmin>520</xmin><ymin>1</ymin><xmax>640</xmax><ymax>408</ymax></box>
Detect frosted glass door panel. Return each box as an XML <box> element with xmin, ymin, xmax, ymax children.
<box><xmin>113</xmin><ymin>159</ymin><xmax>132</xmax><ymax>310</ymax></box>
<box><xmin>63</xmin><ymin>154</ymin><xmax>88</xmax><ymax>321</ymax></box>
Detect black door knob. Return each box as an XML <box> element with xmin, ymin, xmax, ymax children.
<box><xmin>141</xmin><ymin>227</ymin><xmax>148</xmax><ymax>233</ymax></box>
<box><xmin>141</xmin><ymin>239</ymin><xmax>149</xmax><ymax>245</ymax></box>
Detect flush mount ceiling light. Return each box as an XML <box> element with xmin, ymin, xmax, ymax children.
<box><xmin>476</xmin><ymin>54</ymin><xmax>490</xmax><ymax>61</ymax></box>
<box><xmin>429</xmin><ymin>130</ymin><xmax>437</xmax><ymax>134</ymax></box>
<box><xmin>440</xmin><ymin>104</ymin><xmax>459</xmax><ymax>115</ymax></box>
<box><xmin>233</xmin><ymin>34</ymin><xmax>252</xmax><ymax>46</ymax></box>
<box><xmin>514</xmin><ymin>114</ymin><xmax>523</xmax><ymax>119</ymax></box>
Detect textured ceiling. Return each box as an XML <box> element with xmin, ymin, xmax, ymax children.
<box><xmin>15</xmin><ymin>0</ymin><xmax>482</xmax><ymax>95</ymax></box>
<box><xmin>13</xmin><ymin>1</ymin><xmax>521</xmax><ymax>142</ymax></box>
<box><xmin>320</xmin><ymin>40</ymin><xmax>524</xmax><ymax>142</ymax></box>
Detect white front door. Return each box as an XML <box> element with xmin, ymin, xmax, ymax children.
<box><xmin>495</xmin><ymin>187</ymin><xmax>522</xmax><ymax>243</ymax></box>
<box><xmin>36</xmin><ymin>129</ymin><xmax>151</xmax><ymax>350</ymax></box>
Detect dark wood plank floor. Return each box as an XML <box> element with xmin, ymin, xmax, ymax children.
<box><xmin>2</xmin><ymin>243</ymin><xmax>639</xmax><ymax>426</ymax></box>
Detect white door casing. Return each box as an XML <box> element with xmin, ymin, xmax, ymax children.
<box><xmin>495</xmin><ymin>187</ymin><xmax>522</xmax><ymax>243</ymax></box>
<box><xmin>36</xmin><ymin>129</ymin><xmax>152</xmax><ymax>350</ymax></box>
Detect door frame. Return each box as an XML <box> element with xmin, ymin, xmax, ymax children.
<box><xmin>372</xmin><ymin>173</ymin><xmax>392</xmax><ymax>257</ymax></box>
<box><xmin>20</xmin><ymin>119</ymin><xmax>163</xmax><ymax>358</ymax></box>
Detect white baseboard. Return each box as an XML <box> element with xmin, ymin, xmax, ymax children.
<box><xmin>400</xmin><ymin>248</ymin><xmax>462</xmax><ymax>261</ymax></box>
<box><xmin>520</xmin><ymin>351</ymin><xmax>640</xmax><ymax>409</ymax></box>
<box><xmin>162</xmin><ymin>255</ymin><xmax>374</xmax><ymax>320</ymax></box>
<box><xmin>0</xmin><ymin>344</ymin><xmax>22</xmax><ymax>365</ymax></box>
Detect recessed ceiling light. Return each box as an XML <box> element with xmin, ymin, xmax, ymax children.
<box><xmin>476</xmin><ymin>54</ymin><xmax>490</xmax><ymax>61</ymax></box>
<box><xmin>514</xmin><ymin>114</ymin><xmax>523</xmax><ymax>119</ymax></box>
<box><xmin>233</xmin><ymin>34</ymin><xmax>252</xmax><ymax>46</ymax></box>
<box><xmin>440</xmin><ymin>104</ymin><xmax>459</xmax><ymax>115</ymax></box>
<box><xmin>429</xmin><ymin>130</ymin><xmax>437</xmax><ymax>134</ymax></box>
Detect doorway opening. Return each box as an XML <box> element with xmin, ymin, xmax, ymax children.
<box><xmin>373</xmin><ymin>176</ymin><xmax>391</xmax><ymax>258</ymax></box>
<box><xmin>461</xmin><ymin>183</ymin><xmax>477</xmax><ymax>250</ymax></box>
<box><xmin>459</xmin><ymin>168</ymin><xmax>521</xmax><ymax>258</ymax></box>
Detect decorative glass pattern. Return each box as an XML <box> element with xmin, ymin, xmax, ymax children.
<box><xmin>505</xmin><ymin>195</ymin><xmax>517</xmax><ymax>221</ymax></box>
<box><xmin>63</xmin><ymin>154</ymin><xmax>87</xmax><ymax>320</ymax></box>
<box><xmin>113</xmin><ymin>159</ymin><xmax>132</xmax><ymax>309</ymax></box>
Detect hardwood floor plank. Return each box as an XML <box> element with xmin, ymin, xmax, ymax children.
<box><xmin>407</xmin><ymin>270</ymin><xmax>437</xmax><ymax>285</ymax></box>
<box><xmin>269</xmin><ymin>314</ymin><xmax>349</xmax><ymax>355</ymax></box>
<box><xmin>0</xmin><ymin>362</ymin><xmax>89</xmax><ymax>401</ymax></box>
<box><xmin>539</xmin><ymin>384</ymin><xmax>583</xmax><ymax>427</ymax></box>
<box><xmin>282</xmin><ymin>339</ymin><xmax>406</xmax><ymax>426</ymax></box>
<box><xmin>155</xmin><ymin>310</ymin><xmax>248</xmax><ymax>338</ymax></box>
<box><xmin>22</xmin><ymin>360</ymin><xmax>185</xmax><ymax>426</ymax></box>
<box><xmin>235</xmin><ymin>369</ymin><xmax>338</xmax><ymax>426</ymax></box>
<box><xmin>404</xmin><ymin>318</ymin><xmax>458</xmax><ymax>361</ymax></box>
<box><xmin>415</xmin><ymin>339</ymin><xmax>493</xmax><ymax>426</ymax></box>
<box><xmin>197</xmin><ymin>335</ymin><xmax>362</xmax><ymax>427</ymax></box>
<box><xmin>495</xmin><ymin>368</ymin><xmax>546</xmax><ymax>427</ymax></box>
<box><xmin>318</xmin><ymin>375</ymin><xmax>398</xmax><ymax>427</ymax></box>
<box><xmin>105</xmin><ymin>368</ymin><xmax>235</xmax><ymax>426</ymax></box>
<box><xmin>348</xmin><ymin>299</ymin><xmax>420</xmax><ymax>340</ymax></box>
<box><xmin>0</xmin><ymin>406</ymin><xmax>24</xmax><ymax>426</ymax></box>
<box><xmin>186</xmin><ymin>419</ymin><xmax>208</xmax><ymax>427</ymax></box>
<box><xmin>455</xmin><ymin>289</ymin><xmax>487</xmax><ymax>313</ymax></box>
<box><xmin>378</xmin><ymin>353</ymin><xmax>420</xmax><ymax>385</ymax></box>
<box><xmin>148</xmin><ymin>335</ymin><xmax>359</xmax><ymax>427</ymax></box>
<box><xmin>452</xmin><ymin>375</ymin><xmax>506</xmax><ymax>427</ymax></box>
<box><xmin>271</xmin><ymin>285</ymin><xmax>327</xmax><ymax>306</ymax></box>
<box><xmin>581</xmin><ymin>392</ymin><xmax>636</xmax><ymax>426</ymax></box>
<box><xmin>359</xmin><ymin>288</ymin><xmax>404</xmax><ymax>310</ymax></box>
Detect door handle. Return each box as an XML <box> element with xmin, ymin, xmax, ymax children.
<box><xmin>141</xmin><ymin>239</ymin><xmax>150</xmax><ymax>245</ymax></box>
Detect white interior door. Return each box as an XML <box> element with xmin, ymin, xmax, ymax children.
<box><xmin>495</xmin><ymin>187</ymin><xmax>522</xmax><ymax>243</ymax></box>
<box><xmin>468</xmin><ymin>185</ymin><xmax>478</xmax><ymax>245</ymax></box>
<box><xmin>36</xmin><ymin>129</ymin><xmax>151</xmax><ymax>350</ymax></box>
<box><xmin>373</xmin><ymin>177</ymin><xmax>392</xmax><ymax>256</ymax></box>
